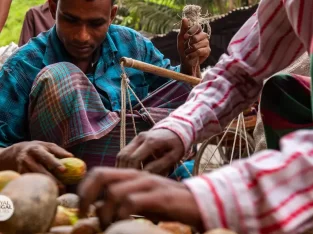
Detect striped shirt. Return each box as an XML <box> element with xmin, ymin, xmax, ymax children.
<box><xmin>154</xmin><ymin>0</ymin><xmax>313</xmax><ymax>233</ymax></box>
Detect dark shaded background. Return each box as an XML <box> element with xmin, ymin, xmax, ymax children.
<box><xmin>151</xmin><ymin>4</ymin><xmax>258</xmax><ymax>69</ymax></box>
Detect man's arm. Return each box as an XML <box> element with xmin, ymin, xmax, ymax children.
<box><xmin>153</xmin><ymin>0</ymin><xmax>309</xmax><ymax>152</ymax></box>
<box><xmin>0</xmin><ymin>0</ymin><xmax>12</xmax><ymax>33</ymax></box>
<box><xmin>80</xmin><ymin>130</ymin><xmax>313</xmax><ymax>233</ymax></box>
<box><xmin>116</xmin><ymin>0</ymin><xmax>311</xmax><ymax>173</ymax></box>
<box><xmin>141</xmin><ymin>19</ymin><xmax>209</xmax><ymax>91</ymax></box>
<box><xmin>184</xmin><ymin>130</ymin><xmax>313</xmax><ymax>233</ymax></box>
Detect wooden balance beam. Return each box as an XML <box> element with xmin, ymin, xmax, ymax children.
<box><xmin>120</xmin><ymin>57</ymin><xmax>201</xmax><ymax>86</ymax></box>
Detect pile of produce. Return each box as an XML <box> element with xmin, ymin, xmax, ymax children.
<box><xmin>0</xmin><ymin>158</ymin><xmax>236</xmax><ymax>234</ymax></box>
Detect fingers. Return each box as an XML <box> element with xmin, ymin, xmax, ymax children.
<box><xmin>107</xmin><ymin>175</ymin><xmax>154</xmax><ymax>204</ymax></box>
<box><xmin>184</xmin><ymin>23</ymin><xmax>202</xmax><ymax>39</ymax></box>
<box><xmin>185</xmin><ymin>35</ymin><xmax>209</xmax><ymax>50</ymax></box>
<box><xmin>119</xmin><ymin>188</ymin><xmax>201</xmax><ymax>228</ymax></box>
<box><xmin>23</xmin><ymin>157</ymin><xmax>65</xmax><ymax>191</ymax></box>
<box><xmin>18</xmin><ymin>163</ymin><xmax>31</xmax><ymax>174</ymax></box>
<box><xmin>95</xmin><ymin>201</ymin><xmax>117</xmax><ymax>230</ymax></box>
<box><xmin>185</xmin><ymin>48</ymin><xmax>211</xmax><ymax>61</ymax></box>
<box><xmin>30</xmin><ymin>147</ymin><xmax>66</xmax><ymax>172</ymax></box>
<box><xmin>118</xmin><ymin>190</ymin><xmax>169</xmax><ymax>220</ymax></box>
<box><xmin>185</xmin><ymin>40</ymin><xmax>210</xmax><ymax>56</ymax></box>
<box><xmin>144</xmin><ymin>151</ymin><xmax>179</xmax><ymax>175</ymax></box>
<box><xmin>78</xmin><ymin>167</ymin><xmax>140</xmax><ymax>216</ymax></box>
<box><xmin>126</xmin><ymin>143</ymin><xmax>156</xmax><ymax>169</ymax></box>
<box><xmin>178</xmin><ymin>18</ymin><xmax>190</xmax><ymax>39</ymax></box>
<box><xmin>46</xmin><ymin>143</ymin><xmax>74</xmax><ymax>159</ymax></box>
<box><xmin>116</xmin><ymin>134</ymin><xmax>145</xmax><ymax>168</ymax></box>
<box><xmin>117</xmin><ymin>133</ymin><xmax>156</xmax><ymax>169</ymax></box>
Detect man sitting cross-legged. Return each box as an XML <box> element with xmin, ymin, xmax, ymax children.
<box><xmin>0</xmin><ymin>0</ymin><xmax>210</xmax><ymax>190</ymax></box>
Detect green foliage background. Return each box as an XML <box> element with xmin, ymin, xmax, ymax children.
<box><xmin>0</xmin><ymin>0</ymin><xmax>46</xmax><ymax>46</ymax></box>
<box><xmin>0</xmin><ymin>0</ymin><xmax>259</xmax><ymax>46</ymax></box>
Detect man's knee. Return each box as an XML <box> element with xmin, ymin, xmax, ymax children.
<box><xmin>263</xmin><ymin>75</ymin><xmax>293</xmax><ymax>94</ymax></box>
<box><xmin>34</xmin><ymin>62</ymin><xmax>85</xmax><ymax>85</ymax></box>
<box><xmin>261</xmin><ymin>75</ymin><xmax>295</xmax><ymax>106</ymax></box>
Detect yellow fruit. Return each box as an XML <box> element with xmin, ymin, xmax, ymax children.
<box><xmin>0</xmin><ymin>170</ymin><xmax>20</xmax><ymax>191</ymax></box>
<box><xmin>158</xmin><ymin>222</ymin><xmax>192</xmax><ymax>234</ymax></box>
<box><xmin>52</xmin><ymin>206</ymin><xmax>79</xmax><ymax>227</ymax></box>
<box><xmin>57</xmin><ymin>193</ymin><xmax>80</xmax><ymax>208</ymax></box>
<box><xmin>134</xmin><ymin>218</ymin><xmax>154</xmax><ymax>226</ymax></box>
<box><xmin>56</xmin><ymin>158</ymin><xmax>87</xmax><ymax>185</ymax></box>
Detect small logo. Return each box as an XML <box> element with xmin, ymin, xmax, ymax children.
<box><xmin>0</xmin><ymin>195</ymin><xmax>14</xmax><ymax>221</ymax></box>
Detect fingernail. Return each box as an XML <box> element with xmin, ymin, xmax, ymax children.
<box><xmin>58</xmin><ymin>166</ymin><xmax>66</xmax><ymax>173</ymax></box>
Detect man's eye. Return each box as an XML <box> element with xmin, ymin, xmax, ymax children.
<box><xmin>90</xmin><ymin>21</ymin><xmax>105</xmax><ymax>27</ymax></box>
<box><xmin>66</xmin><ymin>18</ymin><xmax>77</xmax><ymax>23</ymax></box>
<box><xmin>62</xmin><ymin>15</ymin><xmax>77</xmax><ymax>23</ymax></box>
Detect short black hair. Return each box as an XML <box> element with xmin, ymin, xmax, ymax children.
<box><xmin>54</xmin><ymin>0</ymin><xmax>115</xmax><ymax>5</ymax></box>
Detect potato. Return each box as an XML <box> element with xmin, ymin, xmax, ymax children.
<box><xmin>57</xmin><ymin>193</ymin><xmax>96</xmax><ymax>218</ymax></box>
<box><xmin>48</xmin><ymin>225</ymin><xmax>74</xmax><ymax>234</ymax></box>
<box><xmin>134</xmin><ymin>218</ymin><xmax>155</xmax><ymax>226</ymax></box>
<box><xmin>0</xmin><ymin>174</ymin><xmax>58</xmax><ymax>234</ymax></box>
<box><xmin>204</xmin><ymin>229</ymin><xmax>238</xmax><ymax>234</ymax></box>
<box><xmin>57</xmin><ymin>194</ymin><xmax>80</xmax><ymax>209</ymax></box>
<box><xmin>158</xmin><ymin>222</ymin><xmax>192</xmax><ymax>234</ymax></box>
<box><xmin>105</xmin><ymin>220</ymin><xmax>171</xmax><ymax>234</ymax></box>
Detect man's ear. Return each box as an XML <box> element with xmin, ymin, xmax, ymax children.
<box><xmin>48</xmin><ymin>0</ymin><xmax>57</xmax><ymax>20</ymax></box>
<box><xmin>109</xmin><ymin>5</ymin><xmax>118</xmax><ymax>24</ymax></box>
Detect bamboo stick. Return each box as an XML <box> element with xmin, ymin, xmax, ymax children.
<box><xmin>120</xmin><ymin>57</ymin><xmax>201</xmax><ymax>86</ymax></box>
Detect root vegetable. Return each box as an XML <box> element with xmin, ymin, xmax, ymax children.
<box><xmin>0</xmin><ymin>174</ymin><xmax>58</xmax><ymax>234</ymax></box>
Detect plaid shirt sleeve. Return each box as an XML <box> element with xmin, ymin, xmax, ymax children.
<box><xmin>152</xmin><ymin>0</ymin><xmax>311</xmax><ymax>152</ymax></box>
<box><xmin>184</xmin><ymin>130</ymin><xmax>313</xmax><ymax>233</ymax></box>
<box><xmin>0</xmin><ymin>56</ymin><xmax>35</xmax><ymax>147</ymax></box>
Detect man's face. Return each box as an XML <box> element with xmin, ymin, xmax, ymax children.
<box><xmin>49</xmin><ymin>0</ymin><xmax>118</xmax><ymax>61</ymax></box>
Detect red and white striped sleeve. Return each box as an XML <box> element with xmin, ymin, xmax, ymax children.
<box><xmin>183</xmin><ymin>130</ymin><xmax>313</xmax><ymax>233</ymax></box>
<box><xmin>153</xmin><ymin>0</ymin><xmax>313</xmax><ymax>152</ymax></box>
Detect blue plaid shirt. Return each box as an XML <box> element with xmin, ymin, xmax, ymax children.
<box><xmin>0</xmin><ymin>25</ymin><xmax>179</xmax><ymax>147</ymax></box>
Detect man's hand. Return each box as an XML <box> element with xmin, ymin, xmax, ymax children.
<box><xmin>0</xmin><ymin>141</ymin><xmax>73</xmax><ymax>190</ymax></box>
<box><xmin>177</xmin><ymin>18</ymin><xmax>211</xmax><ymax>75</ymax></box>
<box><xmin>116</xmin><ymin>129</ymin><xmax>185</xmax><ymax>175</ymax></box>
<box><xmin>0</xmin><ymin>0</ymin><xmax>12</xmax><ymax>33</ymax></box>
<box><xmin>78</xmin><ymin>168</ymin><xmax>203</xmax><ymax>231</ymax></box>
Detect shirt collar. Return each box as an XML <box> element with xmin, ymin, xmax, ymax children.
<box><xmin>43</xmin><ymin>26</ymin><xmax>71</xmax><ymax>66</ymax></box>
<box><xmin>43</xmin><ymin>25</ymin><xmax>118</xmax><ymax>68</ymax></box>
<box><xmin>41</xmin><ymin>1</ymin><xmax>49</xmax><ymax>12</ymax></box>
<box><xmin>100</xmin><ymin>28</ymin><xmax>118</xmax><ymax>67</ymax></box>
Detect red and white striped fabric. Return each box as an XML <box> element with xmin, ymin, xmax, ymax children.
<box><xmin>185</xmin><ymin>130</ymin><xmax>313</xmax><ymax>233</ymax></box>
<box><xmin>154</xmin><ymin>0</ymin><xmax>312</xmax><ymax>152</ymax></box>
<box><xmin>184</xmin><ymin>130</ymin><xmax>313</xmax><ymax>234</ymax></box>
<box><xmin>153</xmin><ymin>0</ymin><xmax>313</xmax><ymax>233</ymax></box>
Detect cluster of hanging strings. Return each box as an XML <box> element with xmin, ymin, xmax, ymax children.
<box><xmin>182</xmin><ymin>5</ymin><xmax>212</xmax><ymax>40</ymax></box>
<box><xmin>119</xmin><ymin>5</ymin><xmax>251</xmax><ymax>177</ymax></box>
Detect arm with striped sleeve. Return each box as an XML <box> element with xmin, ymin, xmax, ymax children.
<box><xmin>183</xmin><ymin>130</ymin><xmax>313</xmax><ymax>233</ymax></box>
<box><xmin>153</xmin><ymin>0</ymin><xmax>311</xmax><ymax>152</ymax></box>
